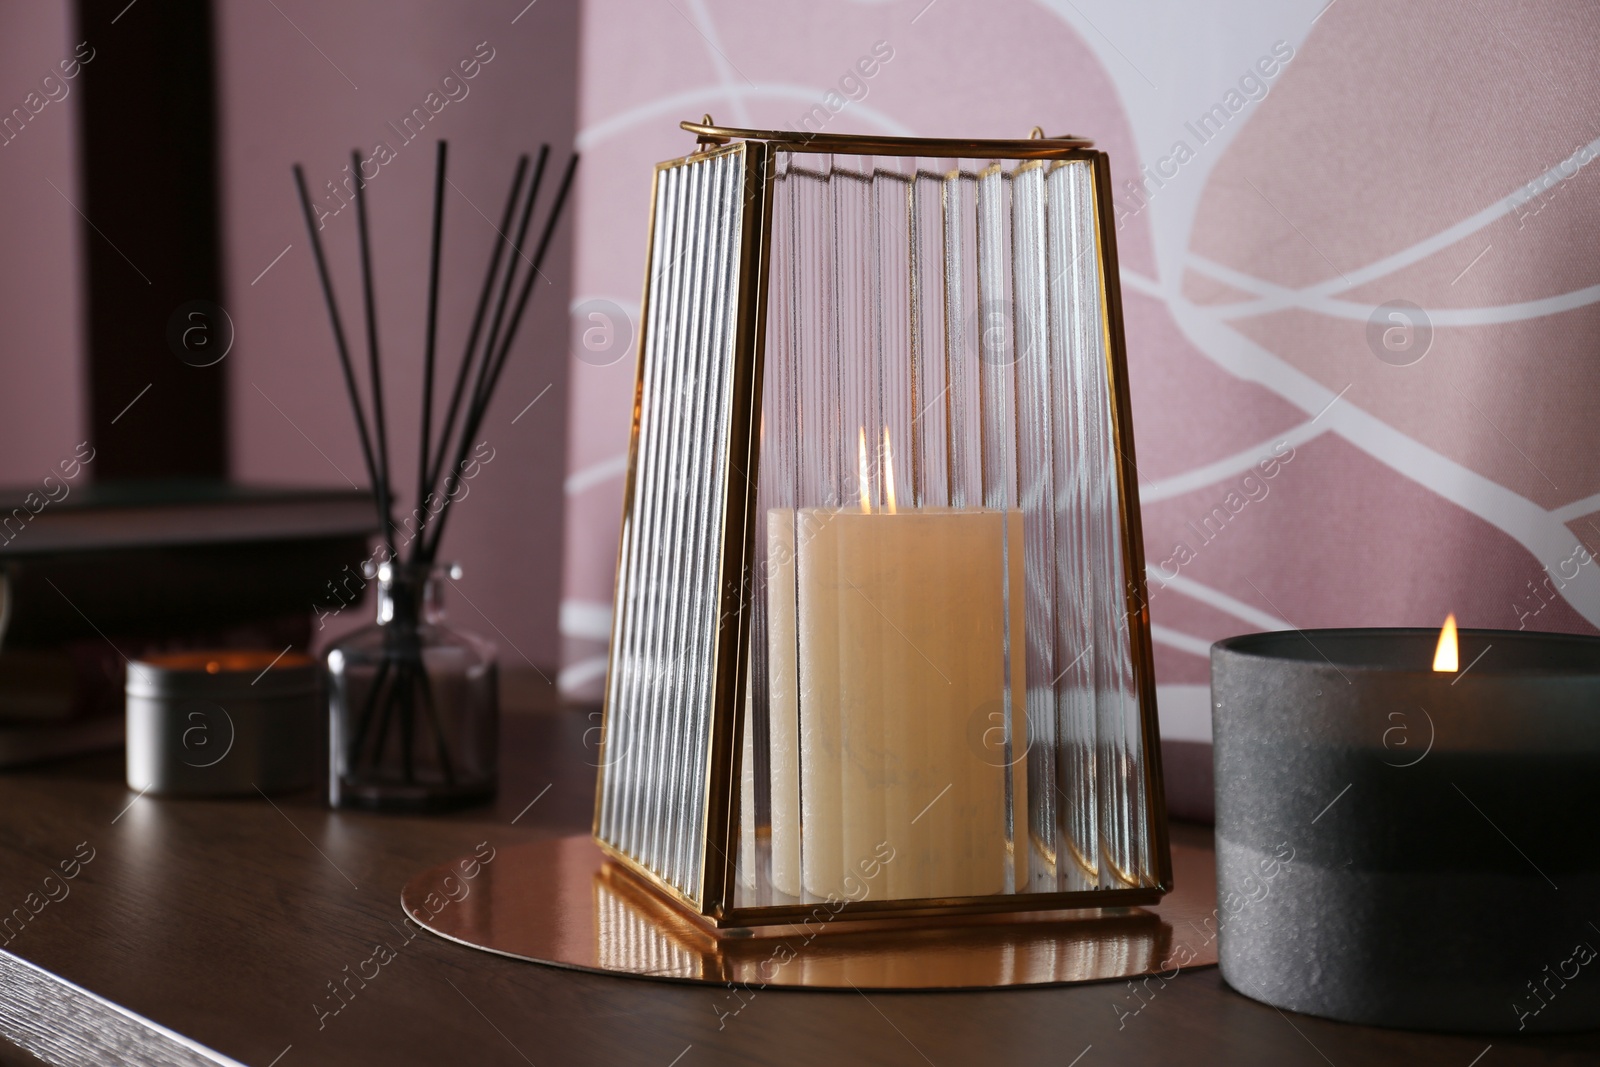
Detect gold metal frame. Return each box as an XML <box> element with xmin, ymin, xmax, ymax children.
<box><xmin>680</xmin><ymin>119</ymin><xmax>1094</xmax><ymax>156</ymax></box>
<box><xmin>595</xmin><ymin>121</ymin><xmax>1171</xmax><ymax>928</ymax></box>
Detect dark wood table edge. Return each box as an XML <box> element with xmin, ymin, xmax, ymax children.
<box><xmin>0</xmin><ymin>947</ymin><xmax>245</xmax><ymax>1067</ymax></box>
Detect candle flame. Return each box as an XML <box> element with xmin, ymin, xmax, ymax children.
<box><xmin>1432</xmin><ymin>613</ymin><xmax>1458</xmax><ymax>672</ymax></box>
<box><xmin>857</xmin><ymin>427</ymin><xmax>871</xmax><ymax>514</ymax></box>
<box><xmin>882</xmin><ymin>428</ymin><xmax>897</xmax><ymax>514</ymax></box>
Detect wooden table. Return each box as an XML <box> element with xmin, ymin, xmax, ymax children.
<box><xmin>0</xmin><ymin>686</ymin><xmax>1595</xmax><ymax>1066</ymax></box>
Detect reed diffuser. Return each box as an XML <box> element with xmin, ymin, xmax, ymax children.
<box><xmin>295</xmin><ymin>141</ymin><xmax>578</xmax><ymax>810</ymax></box>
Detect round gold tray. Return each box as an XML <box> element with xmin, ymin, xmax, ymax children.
<box><xmin>401</xmin><ymin>835</ymin><xmax>1219</xmax><ymax>991</ymax></box>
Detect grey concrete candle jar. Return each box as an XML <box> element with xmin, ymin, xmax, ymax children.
<box><xmin>1212</xmin><ymin>628</ymin><xmax>1600</xmax><ymax>1034</ymax></box>
<box><xmin>127</xmin><ymin>650</ymin><xmax>320</xmax><ymax>796</ymax></box>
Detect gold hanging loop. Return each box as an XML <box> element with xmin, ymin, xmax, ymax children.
<box><xmin>693</xmin><ymin>115</ymin><xmax>727</xmax><ymax>152</ymax></box>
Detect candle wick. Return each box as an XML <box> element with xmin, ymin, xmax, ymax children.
<box><xmin>882</xmin><ymin>427</ymin><xmax>897</xmax><ymax>514</ymax></box>
<box><xmin>857</xmin><ymin>427</ymin><xmax>872</xmax><ymax>514</ymax></box>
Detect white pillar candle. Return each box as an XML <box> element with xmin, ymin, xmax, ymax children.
<box><xmin>767</xmin><ymin>504</ymin><xmax>1026</xmax><ymax>902</ymax></box>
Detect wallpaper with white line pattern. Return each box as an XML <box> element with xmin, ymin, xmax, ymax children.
<box><xmin>559</xmin><ymin>0</ymin><xmax>1600</xmax><ymax>742</ymax></box>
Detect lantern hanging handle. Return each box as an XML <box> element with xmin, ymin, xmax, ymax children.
<box><xmin>679</xmin><ymin>119</ymin><xmax>1093</xmax><ymax>155</ymax></box>
<box><xmin>693</xmin><ymin>115</ymin><xmax>725</xmax><ymax>153</ymax></box>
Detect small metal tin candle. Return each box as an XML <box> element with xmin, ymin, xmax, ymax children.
<box><xmin>1212</xmin><ymin>627</ymin><xmax>1600</xmax><ymax>1033</ymax></box>
<box><xmin>126</xmin><ymin>650</ymin><xmax>320</xmax><ymax>796</ymax></box>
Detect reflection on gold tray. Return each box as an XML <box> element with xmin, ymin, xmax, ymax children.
<box><xmin>401</xmin><ymin>835</ymin><xmax>1220</xmax><ymax>990</ymax></box>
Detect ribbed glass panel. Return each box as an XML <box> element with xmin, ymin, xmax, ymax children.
<box><xmin>598</xmin><ymin>148</ymin><xmax>746</xmax><ymax>903</ymax></box>
<box><xmin>594</xmin><ymin>879</ymin><xmax>701</xmax><ymax>980</ymax></box>
<box><xmin>1047</xmin><ymin>160</ymin><xmax>1102</xmax><ymax>890</ymax></box>
<box><xmin>736</xmin><ymin>153</ymin><xmax>1153</xmax><ymax>908</ymax></box>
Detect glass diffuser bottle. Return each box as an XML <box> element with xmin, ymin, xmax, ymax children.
<box><xmin>328</xmin><ymin>562</ymin><xmax>498</xmax><ymax>810</ymax></box>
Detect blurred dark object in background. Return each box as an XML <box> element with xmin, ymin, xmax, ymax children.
<box><xmin>75</xmin><ymin>0</ymin><xmax>229</xmax><ymax>480</ymax></box>
<box><xmin>0</xmin><ymin>481</ymin><xmax>373</xmax><ymax>766</ymax></box>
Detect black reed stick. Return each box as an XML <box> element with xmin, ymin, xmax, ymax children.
<box><xmin>424</xmin><ymin>156</ymin><xmax>529</xmax><ymax>500</ymax></box>
<box><xmin>416</xmin><ymin>671</ymin><xmax>456</xmax><ymax>786</ymax></box>
<box><xmin>351</xmin><ymin>151</ymin><xmax>396</xmax><ymax>558</ymax></box>
<box><xmin>467</xmin><ymin>145</ymin><xmax>549</xmax><ymax>430</ymax></box>
<box><xmin>369</xmin><ymin>661</ymin><xmax>397</xmax><ymax>769</ymax></box>
<box><xmin>473</xmin><ymin>152</ymin><xmax>580</xmax><ymax>420</ymax></box>
<box><xmin>292</xmin><ymin>166</ymin><xmax>384</xmax><ymax>521</ymax></box>
<box><xmin>296</xmin><ymin>146</ymin><xmax>578</xmax><ymax>792</ymax></box>
<box><xmin>423</xmin><ymin>151</ymin><xmax>579</xmax><ymax>562</ymax></box>
<box><xmin>420</xmin><ymin>149</ymin><xmax>548</xmax><ymax>554</ymax></box>
<box><xmin>399</xmin><ymin>660</ymin><xmax>415</xmax><ymax>783</ymax></box>
<box><xmin>414</xmin><ymin>141</ymin><xmax>448</xmax><ymax>564</ymax></box>
<box><xmin>349</xmin><ymin>655</ymin><xmax>393</xmax><ymax>763</ymax></box>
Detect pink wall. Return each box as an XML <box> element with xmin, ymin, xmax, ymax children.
<box><xmin>217</xmin><ymin>0</ymin><xmax>579</xmax><ymax>671</ymax></box>
<box><xmin>0</xmin><ymin>3</ymin><xmax>86</xmax><ymax>482</ymax></box>
<box><xmin>4</xmin><ymin>0</ymin><xmax>1598</xmax><ymax>725</ymax></box>
<box><xmin>560</xmin><ymin>0</ymin><xmax>1600</xmax><ymax>744</ymax></box>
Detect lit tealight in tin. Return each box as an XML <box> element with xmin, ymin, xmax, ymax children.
<box><xmin>126</xmin><ymin>650</ymin><xmax>320</xmax><ymax>796</ymax></box>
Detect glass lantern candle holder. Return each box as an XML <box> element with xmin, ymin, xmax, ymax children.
<box><xmin>593</xmin><ymin>120</ymin><xmax>1170</xmax><ymax>927</ymax></box>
